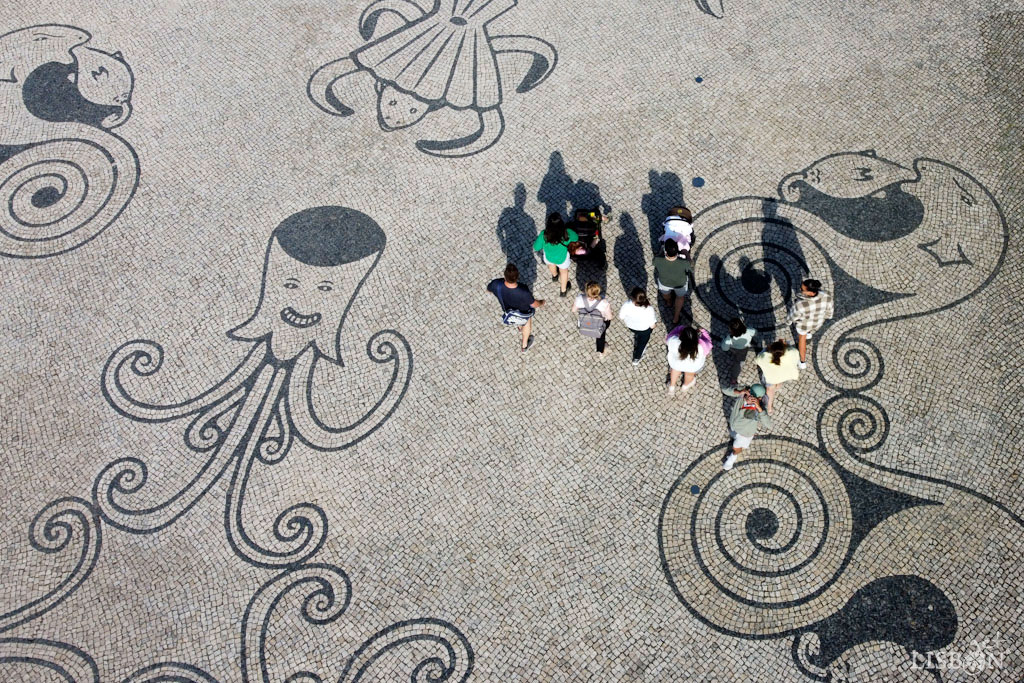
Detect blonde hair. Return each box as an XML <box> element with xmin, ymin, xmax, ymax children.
<box><xmin>585</xmin><ymin>281</ymin><xmax>602</xmax><ymax>298</ymax></box>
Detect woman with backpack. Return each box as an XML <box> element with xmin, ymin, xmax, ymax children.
<box><xmin>618</xmin><ymin>287</ymin><xmax>657</xmax><ymax>365</ymax></box>
<box><xmin>755</xmin><ymin>339</ymin><xmax>801</xmax><ymax>413</ymax></box>
<box><xmin>533</xmin><ymin>213</ymin><xmax>578</xmax><ymax>297</ymax></box>
<box><xmin>666</xmin><ymin>325</ymin><xmax>712</xmax><ymax>395</ymax></box>
<box><xmin>571</xmin><ymin>281</ymin><xmax>613</xmax><ymax>355</ymax></box>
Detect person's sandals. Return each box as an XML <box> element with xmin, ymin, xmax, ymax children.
<box><xmin>551</xmin><ymin>275</ymin><xmax>558</xmax><ymax>282</ymax></box>
<box><xmin>521</xmin><ymin>335</ymin><xmax>535</xmax><ymax>352</ymax></box>
<box><xmin>559</xmin><ymin>282</ymin><xmax>573</xmax><ymax>298</ymax></box>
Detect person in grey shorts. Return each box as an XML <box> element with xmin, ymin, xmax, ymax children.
<box><xmin>721</xmin><ymin>383</ymin><xmax>773</xmax><ymax>470</ymax></box>
<box><xmin>721</xmin><ymin>317</ymin><xmax>758</xmax><ymax>382</ymax></box>
<box><xmin>653</xmin><ymin>239</ymin><xmax>693</xmax><ymax>325</ymax></box>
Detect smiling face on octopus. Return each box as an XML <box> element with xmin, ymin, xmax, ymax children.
<box><xmin>230</xmin><ymin>206</ymin><xmax>386</xmax><ymax>363</ymax></box>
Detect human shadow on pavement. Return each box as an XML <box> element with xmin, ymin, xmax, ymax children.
<box><xmin>613</xmin><ymin>211</ymin><xmax>647</xmax><ymax>297</ymax></box>
<box><xmin>496</xmin><ymin>182</ymin><xmax>539</xmax><ymax>286</ymax></box>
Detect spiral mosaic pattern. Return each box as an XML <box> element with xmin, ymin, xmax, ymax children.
<box><xmin>659</xmin><ymin>438</ymin><xmax>853</xmax><ymax>637</ymax></box>
<box><xmin>0</xmin><ymin>131</ymin><xmax>138</xmax><ymax>258</ymax></box>
<box><xmin>690</xmin><ymin>198</ymin><xmax>833</xmax><ymax>338</ymax></box>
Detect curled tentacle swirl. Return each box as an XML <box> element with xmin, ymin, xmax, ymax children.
<box><xmin>225</xmin><ymin>366</ymin><xmax>327</xmax><ymax>568</ymax></box>
<box><xmin>659</xmin><ymin>438</ymin><xmax>854</xmax><ymax>637</ymax></box>
<box><xmin>0</xmin><ymin>124</ymin><xmax>138</xmax><ymax>258</ymax></box>
<box><xmin>288</xmin><ymin>330</ymin><xmax>412</xmax><ymax>450</ymax></box>
<box><xmin>0</xmin><ymin>497</ymin><xmax>101</xmax><ymax>633</ymax></box>
<box><xmin>102</xmin><ymin>340</ymin><xmax>266</xmax><ymax>423</ymax></box>
<box><xmin>241</xmin><ymin>563</ymin><xmax>352</xmax><ymax>683</ymax></box>
<box><xmin>0</xmin><ymin>637</ymin><xmax>99</xmax><ymax>682</ymax></box>
<box><xmin>339</xmin><ymin>618</ymin><xmax>475</xmax><ymax>683</ymax></box>
<box><xmin>121</xmin><ymin>662</ymin><xmax>222</xmax><ymax>683</ymax></box>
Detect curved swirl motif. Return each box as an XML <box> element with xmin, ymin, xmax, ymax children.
<box><xmin>0</xmin><ymin>497</ymin><xmax>101</xmax><ymax>634</ymax></box>
<box><xmin>121</xmin><ymin>663</ymin><xmax>222</xmax><ymax>683</ymax></box>
<box><xmin>288</xmin><ymin>330</ymin><xmax>413</xmax><ymax>451</ymax></box>
<box><xmin>225</xmin><ymin>365</ymin><xmax>327</xmax><ymax>567</ymax></box>
<box><xmin>241</xmin><ymin>563</ymin><xmax>353</xmax><ymax>683</ymax></box>
<box><xmin>690</xmin><ymin>198</ymin><xmax>834</xmax><ymax>340</ymax></box>
<box><xmin>101</xmin><ymin>340</ymin><xmax>267</xmax><ymax>423</ymax></box>
<box><xmin>659</xmin><ymin>438</ymin><xmax>854</xmax><ymax>637</ymax></box>
<box><xmin>0</xmin><ymin>126</ymin><xmax>139</xmax><ymax>258</ymax></box>
<box><xmin>0</xmin><ymin>637</ymin><xmax>98</xmax><ymax>682</ymax></box>
<box><xmin>340</xmin><ymin>618</ymin><xmax>475</xmax><ymax>683</ymax></box>
<box><xmin>0</xmin><ymin>25</ymin><xmax>138</xmax><ymax>259</ymax></box>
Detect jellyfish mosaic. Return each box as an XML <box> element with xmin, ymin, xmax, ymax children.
<box><xmin>96</xmin><ymin>206</ymin><xmax>412</xmax><ymax>568</ymax></box>
<box><xmin>0</xmin><ymin>24</ymin><xmax>138</xmax><ymax>258</ymax></box>
<box><xmin>308</xmin><ymin>0</ymin><xmax>558</xmax><ymax>158</ymax></box>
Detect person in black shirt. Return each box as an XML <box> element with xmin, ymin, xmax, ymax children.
<box><xmin>487</xmin><ymin>263</ymin><xmax>546</xmax><ymax>352</ymax></box>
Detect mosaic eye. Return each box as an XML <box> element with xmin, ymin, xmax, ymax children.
<box><xmin>318</xmin><ymin>284</ymin><xmax>333</xmax><ymax>292</ymax></box>
<box><xmin>284</xmin><ymin>282</ymin><xmax>298</xmax><ymax>289</ymax></box>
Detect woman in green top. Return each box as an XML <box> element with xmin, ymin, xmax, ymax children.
<box><xmin>533</xmin><ymin>213</ymin><xmax>578</xmax><ymax>297</ymax></box>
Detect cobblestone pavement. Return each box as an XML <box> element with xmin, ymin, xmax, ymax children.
<box><xmin>1</xmin><ymin>0</ymin><xmax>1022</xmax><ymax>681</ymax></box>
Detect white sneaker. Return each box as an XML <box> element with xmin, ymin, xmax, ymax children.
<box><xmin>667</xmin><ymin>385</ymin><xmax>676</xmax><ymax>396</ymax></box>
<box><xmin>798</xmin><ymin>361</ymin><xmax>807</xmax><ymax>370</ymax></box>
<box><xmin>723</xmin><ymin>454</ymin><xmax>737</xmax><ymax>471</ymax></box>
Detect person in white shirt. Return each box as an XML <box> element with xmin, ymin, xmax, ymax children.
<box><xmin>666</xmin><ymin>325</ymin><xmax>711</xmax><ymax>395</ymax></box>
<box><xmin>618</xmin><ymin>287</ymin><xmax>658</xmax><ymax>366</ymax></box>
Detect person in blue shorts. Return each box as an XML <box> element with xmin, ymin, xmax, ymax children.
<box><xmin>487</xmin><ymin>263</ymin><xmax>545</xmax><ymax>352</ymax></box>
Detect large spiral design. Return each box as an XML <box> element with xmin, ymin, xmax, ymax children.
<box><xmin>0</xmin><ymin>126</ymin><xmax>138</xmax><ymax>258</ymax></box>
<box><xmin>690</xmin><ymin>199</ymin><xmax>833</xmax><ymax>339</ymax></box>
<box><xmin>658</xmin><ymin>438</ymin><xmax>854</xmax><ymax>637</ymax></box>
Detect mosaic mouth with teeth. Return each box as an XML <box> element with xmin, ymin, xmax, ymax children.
<box><xmin>280</xmin><ymin>307</ymin><xmax>322</xmax><ymax>328</ymax></box>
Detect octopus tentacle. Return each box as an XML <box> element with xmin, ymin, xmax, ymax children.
<box><xmin>184</xmin><ymin>385</ymin><xmax>246</xmax><ymax>452</ymax></box>
<box><xmin>490</xmin><ymin>34</ymin><xmax>558</xmax><ymax>93</ymax></box>
<box><xmin>0</xmin><ymin>637</ymin><xmax>99</xmax><ymax>682</ymax></box>
<box><xmin>0</xmin><ymin>497</ymin><xmax>100</xmax><ymax>634</ymax></box>
<box><xmin>225</xmin><ymin>366</ymin><xmax>327</xmax><ymax>568</ymax></box>
<box><xmin>241</xmin><ymin>564</ymin><xmax>351</xmax><ymax>683</ymax></box>
<box><xmin>306</xmin><ymin>57</ymin><xmax>364</xmax><ymax>117</ymax></box>
<box><xmin>101</xmin><ymin>340</ymin><xmax>266</xmax><ymax>422</ymax></box>
<box><xmin>256</xmin><ymin>395</ymin><xmax>292</xmax><ymax>465</ymax></box>
<box><xmin>416</xmin><ymin>108</ymin><xmax>504</xmax><ymax>158</ymax></box>
<box><xmin>93</xmin><ymin>363</ymin><xmax>275</xmax><ymax>533</ymax></box>
<box><xmin>358</xmin><ymin>0</ymin><xmax>429</xmax><ymax>40</ymax></box>
<box><xmin>287</xmin><ymin>331</ymin><xmax>412</xmax><ymax>451</ymax></box>
<box><xmin>120</xmin><ymin>662</ymin><xmax>222</xmax><ymax>683</ymax></box>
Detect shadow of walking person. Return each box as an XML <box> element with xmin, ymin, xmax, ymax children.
<box><xmin>538</xmin><ymin>151</ymin><xmax>574</xmax><ymax>219</ymax></box>
<box><xmin>642</xmin><ymin>170</ymin><xmax>686</xmax><ymax>254</ymax></box>
<box><xmin>496</xmin><ymin>182</ymin><xmax>539</xmax><ymax>286</ymax></box>
<box><xmin>697</xmin><ymin>254</ymin><xmax>753</xmax><ymax>422</ymax></box>
<box><xmin>759</xmin><ymin>198</ymin><xmax>808</xmax><ymax>343</ymax></box>
<box><xmin>613</xmin><ymin>211</ymin><xmax>647</xmax><ymax>296</ymax></box>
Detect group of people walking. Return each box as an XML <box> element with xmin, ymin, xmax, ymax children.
<box><xmin>487</xmin><ymin>206</ymin><xmax>835</xmax><ymax>470</ymax></box>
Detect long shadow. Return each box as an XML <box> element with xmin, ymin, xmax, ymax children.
<box><xmin>699</xmin><ymin>254</ymin><xmax>751</xmax><ymax>423</ymax></box>
<box><xmin>613</xmin><ymin>211</ymin><xmax>647</xmax><ymax>296</ymax></box>
<box><xmin>496</xmin><ymin>182</ymin><xmax>539</xmax><ymax>287</ymax></box>
<box><xmin>641</xmin><ymin>170</ymin><xmax>685</xmax><ymax>254</ymax></box>
<box><xmin>537</xmin><ymin>151</ymin><xmax>574</xmax><ymax>219</ymax></box>
<box><xmin>761</xmin><ymin>198</ymin><xmax>808</xmax><ymax>344</ymax></box>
